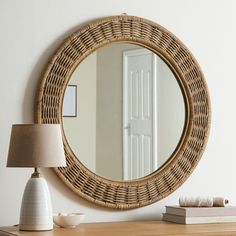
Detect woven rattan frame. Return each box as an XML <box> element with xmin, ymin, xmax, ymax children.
<box><xmin>35</xmin><ymin>15</ymin><xmax>210</xmax><ymax>209</ymax></box>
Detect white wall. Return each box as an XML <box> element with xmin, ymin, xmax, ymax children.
<box><xmin>63</xmin><ymin>52</ymin><xmax>97</xmax><ymax>172</ymax></box>
<box><xmin>1</xmin><ymin>0</ymin><xmax>236</xmax><ymax>226</ymax></box>
<box><xmin>157</xmin><ymin>57</ymin><xmax>185</xmax><ymax>167</ymax></box>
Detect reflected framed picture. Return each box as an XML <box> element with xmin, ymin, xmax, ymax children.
<box><xmin>63</xmin><ymin>85</ymin><xmax>77</xmax><ymax>117</ymax></box>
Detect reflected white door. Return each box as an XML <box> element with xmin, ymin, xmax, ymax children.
<box><xmin>123</xmin><ymin>49</ymin><xmax>157</xmax><ymax>180</ymax></box>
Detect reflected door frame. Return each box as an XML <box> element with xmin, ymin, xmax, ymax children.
<box><xmin>123</xmin><ymin>48</ymin><xmax>158</xmax><ymax>180</ymax></box>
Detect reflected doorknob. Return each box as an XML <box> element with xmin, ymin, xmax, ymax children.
<box><xmin>124</xmin><ymin>123</ymin><xmax>131</xmax><ymax>135</ymax></box>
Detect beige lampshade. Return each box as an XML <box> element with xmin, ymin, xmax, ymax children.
<box><xmin>7</xmin><ymin>124</ymin><xmax>66</xmax><ymax>167</ymax></box>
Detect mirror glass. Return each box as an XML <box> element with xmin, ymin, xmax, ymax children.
<box><xmin>63</xmin><ymin>42</ymin><xmax>185</xmax><ymax>181</ymax></box>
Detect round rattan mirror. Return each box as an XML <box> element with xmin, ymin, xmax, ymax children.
<box><xmin>35</xmin><ymin>15</ymin><xmax>210</xmax><ymax>209</ymax></box>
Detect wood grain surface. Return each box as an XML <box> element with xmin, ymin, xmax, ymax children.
<box><xmin>1</xmin><ymin>221</ymin><xmax>236</xmax><ymax>236</ymax></box>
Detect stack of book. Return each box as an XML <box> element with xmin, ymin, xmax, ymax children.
<box><xmin>163</xmin><ymin>205</ymin><xmax>236</xmax><ymax>224</ymax></box>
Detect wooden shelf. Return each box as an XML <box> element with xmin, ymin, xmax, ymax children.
<box><xmin>2</xmin><ymin>221</ymin><xmax>236</xmax><ymax>236</ymax></box>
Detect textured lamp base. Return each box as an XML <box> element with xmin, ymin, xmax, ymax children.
<box><xmin>19</xmin><ymin>224</ymin><xmax>53</xmax><ymax>231</ymax></box>
<box><xmin>19</xmin><ymin>175</ymin><xmax>53</xmax><ymax>231</ymax></box>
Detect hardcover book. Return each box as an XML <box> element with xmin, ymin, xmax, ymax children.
<box><xmin>165</xmin><ymin>206</ymin><xmax>236</xmax><ymax>217</ymax></box>
<box><xmin>163</xmin><ymin>213</ymin><xmax>236</xmax><ymax>224</ymax></box>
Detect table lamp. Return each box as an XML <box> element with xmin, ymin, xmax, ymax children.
<box><xmin>7</xmin><ymin>124</ymin><xmax>66</xmax><ymax>231</ymax></box>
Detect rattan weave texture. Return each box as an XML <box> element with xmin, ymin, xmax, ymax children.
<box><xmin>35</xmin><ymin>15</ymin><xmax>210</xmax><ymax>209</ymax></box>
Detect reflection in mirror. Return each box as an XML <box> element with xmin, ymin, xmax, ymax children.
<box><xmin>63</xmin><ymin>42</ymin><xmax>185</xmax><ymax>181</ymax></box>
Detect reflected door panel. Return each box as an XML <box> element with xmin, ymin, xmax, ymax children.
<box><xmin>123</xmin><ymin>49</ymin><xmax>157</xmax><ymax>180</ymax></box>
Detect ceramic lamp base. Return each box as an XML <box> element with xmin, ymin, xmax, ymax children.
<box><xmin>19</xmin><ymin>223</ymin><xmax>53</xmax><ymax>231</ymax></box>
<box><xmin>19</xmin><ymin>176</ymin><xmax>53</xmax><ymax>231</ymax></box>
